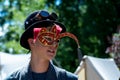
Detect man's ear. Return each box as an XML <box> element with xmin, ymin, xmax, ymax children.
<box><xmin>28</xmin><ymin>38</ymin><xmax>34</xmax><ymax>46</ymax></box>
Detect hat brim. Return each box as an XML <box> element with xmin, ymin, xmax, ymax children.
<box><xmin>20</xmin><ymin>20</ymin><xmax>66</xmax><ymax>50</ymax></box>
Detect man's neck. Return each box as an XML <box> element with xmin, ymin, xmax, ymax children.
<box><xmin>30</xmin><ymin>55</ymin><xmax>50</xmax><ymax>73</ymax></box>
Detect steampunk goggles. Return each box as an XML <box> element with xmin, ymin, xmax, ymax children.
<box><xmin>31</xmin><ymin>10</ymin><xmax>57</xmax><ymax>21</ymax></box>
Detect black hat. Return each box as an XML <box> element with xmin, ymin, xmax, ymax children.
<box><xmin>20</xmin><ymin>10</ymin><xmax>66</xmax><ymax>50</ymax></box>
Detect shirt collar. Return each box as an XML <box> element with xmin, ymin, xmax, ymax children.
<box><xmin>26</xmin><ymin>61</ymin><xmax>58</xmax><ymax>80</ymax></box>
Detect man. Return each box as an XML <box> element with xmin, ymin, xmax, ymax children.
<box><xmin>6</xmin><ymin>10</ymin><xmax>79</xmax><ymax>80</ymax></box>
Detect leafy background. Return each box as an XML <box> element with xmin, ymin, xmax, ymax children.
<box><xmin>0</xmin><ymin>0</ymin><xmax>120</xmax><ymax>72</ymax></box>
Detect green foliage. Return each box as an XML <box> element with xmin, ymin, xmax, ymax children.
<box><xmin>80</xmin><ymin>0</ymin><xmax>118</xmax><ymax>58</ymax></box>
<box><xmin>0</xmin><ymin>0</ymin><xmax>47</xmax><ymax>54</ymax></box>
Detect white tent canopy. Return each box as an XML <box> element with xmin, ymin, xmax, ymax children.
<box><xmin>75</xmin><ymin>55</ymin><xmax>120</xmax><ymax>80</ymax></box>
<box><xmin>0</xmin><ymin>52</ymin><xmax>30</xmax><ymax>79</ymax></box>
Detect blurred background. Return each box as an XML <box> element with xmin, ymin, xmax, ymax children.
<box><xmin>0</xmin><ymin>0</ymin><xmax>120</xmax><ymax>74</ymax></box>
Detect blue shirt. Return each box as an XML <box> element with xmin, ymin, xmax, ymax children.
<box><xmin>32</xmin><ymin>71</ymin><xmax>47</xmax><ymax>80</ymax></box>
<box><xmin>5</xmin><ymin>62</ymin><xmax>78</xmax><ymax>80</ymax></box>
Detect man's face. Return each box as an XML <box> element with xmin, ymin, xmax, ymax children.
<box><xmin>33</xmin><ymin>37</ymin><xmax>58</xmax><ymax>60</ymax></box>
<box><xmin>32</xmin><ymin>25</ymin><xmax>61</xmax><ymax>60</ymax></box>
<box><xmin>32</xmin><ymin>24</ymin><xmax>79</xmax><ymax>60</ymax></box>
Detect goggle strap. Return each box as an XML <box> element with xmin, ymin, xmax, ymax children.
<box><xmin>35</xmin><ymin>13</ymin><xmax>42</xmax><ymax>19</ymax></box>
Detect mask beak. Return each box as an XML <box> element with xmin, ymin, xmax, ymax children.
<box><xmin>58</xmin><ymin>32</ymin><xmax>82</xmax><ymax>63</ymax></box>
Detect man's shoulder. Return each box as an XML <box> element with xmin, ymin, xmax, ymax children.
<box><xmin>5</xmin><ymin>66</ymin><xmax>28</xmax><ymax>80</ymax></box>
<box><xmin>65</xmin><ymin>71</ymin><xmax>78</xmax><ymax>80</ymax></box>
<box><xmin>54</xmin><ymin>66</ymin><xmax>78</xmax><ymax>80</ymax></box>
